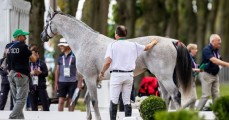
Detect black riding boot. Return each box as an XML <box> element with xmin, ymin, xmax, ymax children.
<box><xmin>124</xmin><ymin>104</ymin><xmax>132</xmax><ymax>117</ymax></box>
<box><xmin>110</xmin><ymin>101</ymin><xmax>118</xmax><ymax>120</ymax></box>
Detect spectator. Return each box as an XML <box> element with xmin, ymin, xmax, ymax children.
<box><xmin>187</xmin><ymin>43</ymin><xmax>200</xmax><ymax>109</ymax></box>
<box><xmin>0</xmin><ymin>52</ymin><xmax>14</xmax><ymax>110</ymax></box>
<box><xmin>55</xmin><ymin>38</ymin><xmax>83</xmax><ymax>111</ymax></box>
<box><xmin>197</xmin><ymin>34</ymin><xmax>229</xmax><ymax>110</ymax></box>
<box><xmin>29</xmin><ymin>49</ymin><xmax>50</xmax><ymax>111</ymax></box>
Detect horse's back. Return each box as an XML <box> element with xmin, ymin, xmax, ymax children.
<box><xmin>85</xmin><ymin>35</ymin><xmax>178</xmax><ymax>79</ymax></box>
<box><xmin>127</xmin><ymin>36</ymin><xmax>178</xmax><ymax>77</ymax></box>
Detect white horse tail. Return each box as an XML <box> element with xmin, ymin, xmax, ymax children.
<box><xmin>173</xmin><ymin>41</ymin><xmax>192</xmax><ymax>95</ymax></box>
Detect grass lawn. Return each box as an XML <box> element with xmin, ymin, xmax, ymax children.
<box><xmin>75</xmin><ymin>98</ymin><xmax>86</xmax><ymax>111</ymax></box>
<box><xmin>196</xmin><ymin>83</ymin><xmax>229</xmax><ymax>99</ymax></box>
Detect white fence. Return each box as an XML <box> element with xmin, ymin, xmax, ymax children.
<box><xmin>219</xmin><ymin>67</ymin><xmax>229</xmax><ymax>83</ymax></box>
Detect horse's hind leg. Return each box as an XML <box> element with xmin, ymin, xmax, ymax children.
<box><xmin>160</xmin><ymin>80</ymin><xmax>181</xmax><ymax>109</ymax></box>
<box><xmin>84</xmin><ymin>90</ymin><xmax>92</xmax><ymax>120</ymax></box>
<box><xmin>158</xmin><ymin>81</ymin><xmax>171</xmax><ymax>109</ymax></box>
<box><xmin>171</xmin><ymin>89</ymin><xmax>181</xmax><ymax>109</ymax></box>
<box><xmin>84</xmin><ymin>76</ymin><xmax>101</xmax><ymax>120</ymax></box>
<box><xmin>181</xmin><ymin>82</ymin><xmax>197</xmax><ymax>109</ymax></box>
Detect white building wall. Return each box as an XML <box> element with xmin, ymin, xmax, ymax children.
<box><xmin>0</xmin><ymin>0</ymin><xmax>31</xmax><ymax>57</ymax></box>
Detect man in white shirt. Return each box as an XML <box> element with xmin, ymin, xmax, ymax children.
<box><xmin>99</xmin><ymin>25</ymin><xmax>158</xmax><ymax>120</ymax></box>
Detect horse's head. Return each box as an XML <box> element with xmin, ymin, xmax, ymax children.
<box><xmin>41</xmin><ymin>8</ymin><xmax>59</xmax><ymax>42</ymax></box>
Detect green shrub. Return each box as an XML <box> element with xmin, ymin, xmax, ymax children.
<box><xmin>211</xmin><ymin>96</ymin><xmax>229</xmax><ymax>120</ymax></box>
<box><xmin>139</xmin><ymin>96</ymin><xmax>166</xmax><ymax>120</ymax></box>
<box><xmin>155</xmin><ymin>110</ymin><xmax>205</xmax><ymax>120</ymax></box>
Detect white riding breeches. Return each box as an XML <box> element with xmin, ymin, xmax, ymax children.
<box><xmin>110</xmin><ymin>72</ymin><xmax>133</xmax><ymax>105</ymax></box>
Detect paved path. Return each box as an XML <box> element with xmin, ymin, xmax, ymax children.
<box><xmin>0</xmin><ymin>109</ymin><xmax>215</xmax><ymax>120</ymax></box>
<box><xmin>0</xmin><ymin>111</ymin><xmax>140</xmax><ymax>120</ymax></box>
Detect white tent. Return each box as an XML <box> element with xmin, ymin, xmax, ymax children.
<box><xmin>0</xmin><ymin>0</ymin><xmax>31</xmax><ymax>56</ymax></box>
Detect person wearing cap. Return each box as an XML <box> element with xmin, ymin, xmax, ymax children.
<box><xmin>55</xmin><ymin>38</ymin><xmax>83</xmax><ymax>111</ymax></box>
<box><xmin>6</xmin><ymin>29</ymin><xmax>37</xmax><ymax>119</ymax></box>
<box><xmin>99</xmin><ymin>25</ymin><xmax>158</xmax><ymax>120</ymax></box>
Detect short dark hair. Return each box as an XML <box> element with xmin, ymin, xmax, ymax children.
<box><xmin>115</xmin><ymin>25</ymin><xmax>127</xmax><ymax>37</ymax></box>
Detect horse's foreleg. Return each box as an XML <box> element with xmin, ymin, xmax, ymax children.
<box><xmin>84</xmin><ymin>76</ymin><xmax>101</xmax><ymax>120</ymax></box>
<box><xmin>84</xmin><ymin>90</ymin><xmax>92</xmax><ymax>120</ymax></box>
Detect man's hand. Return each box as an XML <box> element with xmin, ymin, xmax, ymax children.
<box><xmin>77</xmin><ymin>83</ymin><xmax>83</xmax><ymax>90</ymax></box>
<box><xmin>151</xmin><ymin>39</ymin><xmax>158</xmax><ymax>46</ymax></box>
<box><xmin>77</xmin><ymin>79</ymin><xmax>83</xmax><ymax>90</ymax></box>
<box><xmin>144</xmin><ymin>38</ymin><xmax>158</xmax><ymax>51</ymax></box>
<box><xmin>99</xmin><ymin>71</ymin><xmax>104</xmax><ymax>79</ymax></box>
<box><xmin>30</xmin><ymin>71</ymin><xmax>35</xmax><ymax>75</ymax></box>
<box><xmin>55</xmin><ymin>83</ymin><xmax>58</xmax><ymax>92</ymax></box>
<box><xmin>100</xmin><ymin>57</ymin><xmax>112</xmax><ymax>79</ymax></box>
<box><xmin>34</xmin><ymin>69</ymin><xmax>42</xmax><ymax>75</ymax></box>
<box><xmin>193</xmin><ymin>68</ymin><xmax>200</xmax><ymax>72</ymax></box>
<box><xmin>77</xmin><ymin>74</ymin><xmax>84</xmax><ymax>90</ymax></box>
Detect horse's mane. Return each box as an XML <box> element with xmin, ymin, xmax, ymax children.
<box><xmin>54</xmin><ymin>11</ymin><xmax>98</xmax><ymax>34</ymax></box>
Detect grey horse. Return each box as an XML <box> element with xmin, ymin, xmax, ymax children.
<box><xmin>41</xmin><ymin>9</ymin><xmax>193</xmax><ymax>120</ymax></box>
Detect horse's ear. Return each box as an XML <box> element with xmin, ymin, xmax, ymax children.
<box><xmin>48</xmin><ymin>7</ymin><xmax>54</xmax><ymax>14</ymax></box>
<box><xmin>48</xmin><ymin>7</ymin><xmax>56</xmax><ymax>19</ymax></box>
<box><xmin>56</xmin><ymin>6</ymin><xmax>61</xmax><ymax>12</ymax></box>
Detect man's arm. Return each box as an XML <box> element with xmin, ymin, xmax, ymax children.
<box><xmin>99</xmin><ymin>57</ymin><xmax>112</xmax><ymax>78</ymax></box>
<box><xmin>55</xmin><ymin>65</ymin><xmax>60</xmax><ymax>91</ymax></box>
<box><xmin>144</xmin><ymin>39</ymin><xmax>158</xmax><ymax>51</ymax></box>
<box><xmin>77</xmin><ymin>73</ymin><xmax>83</xmax><ymax>90</ymax></box>
<box><xmin>210</xmin><ymin>57</ymin><xmax>229</xmax><ymax>67</ymax></box>
<box><xmin>23</xmin><ymin>45</ymin><xmax>37</xmax><ymax>62</ymax></box>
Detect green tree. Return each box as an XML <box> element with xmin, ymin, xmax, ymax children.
<box><xmin>82</xmin><ymin>0</ymin><xmax>109</xmax><ymax>35</ymax></box>
<box><xmin>165</xmin><ymin>0</ymin><xmax>178</xmax><ymax>38</ymax></box>
<box><xmin>57</xmin><ymin>0</ymin><xmax>79</xmax><ymax>16</ymax></box>
<box><xmin>215</xmin><ymin>0</ymin><xmax>229</xmax><ymax>61</ymax></box>
<box><xmin>178</xmin><ymin>0</ymin><xmax>197</xmax><ymax>44</ymax></box>
<box><xmin>25</xmin><ymin>0</ymin><xmax>45</xmax><ymax>59</ymax></box>
<box><xmin>196</xmin><ymin>0</ymin><xmax>209</xmax><ymax>60</ymax></box>
<box><xmin>193</xmin><ymin>0</ymin><xmax>209</xmax><ymax>62</ymax></box>
<box><xmin>115</xmin><ymin>0</ymin><xmax>136</xmax><ymax>38</ymax></box>
<box><xmin>140</xmin><ymin>0</ymin><xmax>167</xmax><ymax>36</ymax></box>
<box><xmin>205</xmin><ymin>0</ymin><xmax>219</xmax><ymax>45</ymax></box>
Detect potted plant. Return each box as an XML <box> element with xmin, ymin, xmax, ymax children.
<box><xmin>211</xmin><ymin>95</ymin><xmax>229</xmax><ymax>120</ymax></box>
<box><xmin>139</xmin><ymin>96</ymin><xmax>166</xmax><ymax>120</ymax></box>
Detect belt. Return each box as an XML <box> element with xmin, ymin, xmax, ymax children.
<box><xmin>110</xmin><ymin>70</ymin><xmax>133</xmax><ymax>73</ymax></box>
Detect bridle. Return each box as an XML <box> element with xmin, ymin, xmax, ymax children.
<box><xmin>44</xmin><ymin>11</ymin><xmax>61</xmax><ymax>39</ymax></box>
